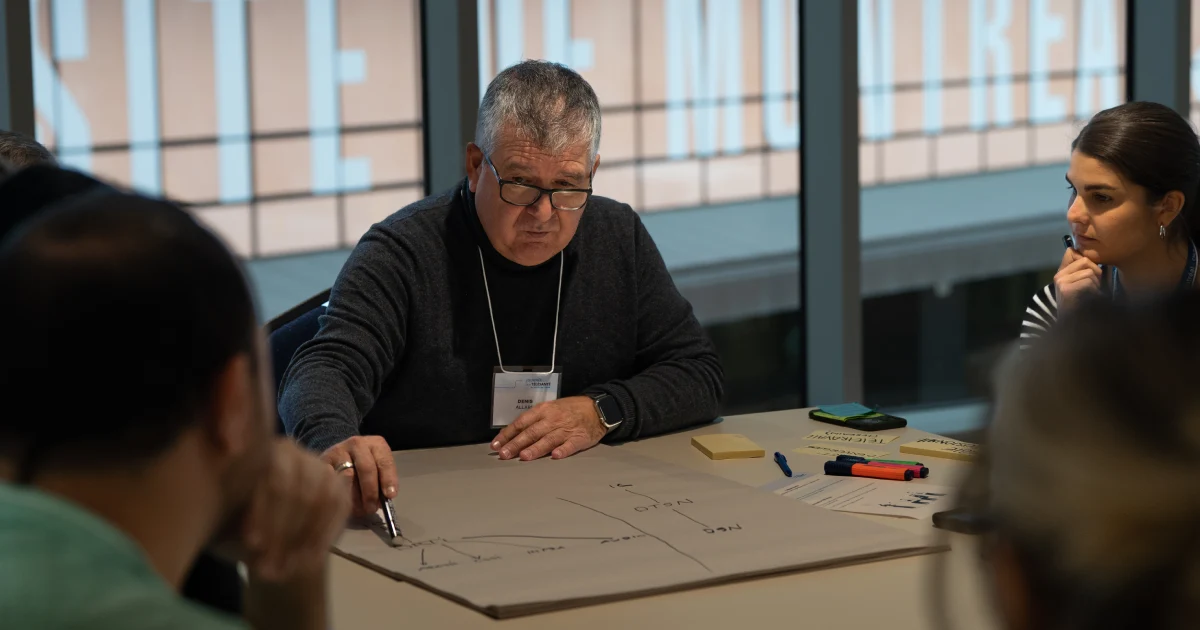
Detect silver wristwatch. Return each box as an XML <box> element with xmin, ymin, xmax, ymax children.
<box><xmin>589</xmin><ymin>393</ymin><xmax>623</xmax><ymax>433</ymax></box>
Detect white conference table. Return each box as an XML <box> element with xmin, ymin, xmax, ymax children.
<box><xmin>329</xmin><ymin>409</ymin><xmax>999</xmax><ymax>628</ymax></box>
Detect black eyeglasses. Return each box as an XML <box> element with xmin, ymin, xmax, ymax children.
<box><xmin>483</xmin><ymin>154</ymin><xmax>593</xmax><ymax>211</ymax></box>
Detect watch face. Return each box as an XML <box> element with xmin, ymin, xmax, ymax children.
<box><xmin>595</xmin><ymin>395</ymin><xmax>621</xmax><ymax>428</ymax></box>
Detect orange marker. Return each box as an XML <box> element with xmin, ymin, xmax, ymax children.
<box><xmin>824</xmin><ymin>460</ymin><xmax>912</xmax><ymax>481</ymax></box>
<box><xmin>865</xmin><ymin>461</ymin><xmax>929</xmax><ymax>478</ymax></box>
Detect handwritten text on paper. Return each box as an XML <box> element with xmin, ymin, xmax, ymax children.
<box><xmin>802</xmin><ymin>430</ymin><xmax>899</xmax><ymax>446</ymax></box>
<box><xmin>793</xmin><ymin>444</ymin><xmax>890</xmax><ymax>459</ymax></box>
<box><xmin>899</xmin><ymin>438</ymin><xmax>980</xmax><ymax>461</ymax></box>
<box><xmin>762</xmin><ymin>475</ymin><xmax>954</xmax><ymax>520</ymax></box>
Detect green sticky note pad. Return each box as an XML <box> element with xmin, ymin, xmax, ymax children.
<box><xmin>817</xmin><ymin>403</ymin><xmax>876</xmax><ymax>419</ymax></box>
<box><xmin>810</xmin><ymin>405</ymin><xmax>907</xmax><ymax>431</ymax></box>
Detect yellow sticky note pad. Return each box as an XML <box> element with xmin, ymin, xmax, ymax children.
<box><xmin>899</xmin><ymin>437</ymin><xmax>980</xmax><ymax>462</ymax></box>
<box><xmin>793</xmin><ymin>444</ymin><xmax>890</xmax><ymax>459</ymax></box>
<box><xmin>803</xmin><ymin>430</ymin><xmax>898</xmax><ymax>445</ymax></box>
<box><xmin>691</xmin><ymin>434</ymin><xmax>766</xmax><ymax>460</ymax></box>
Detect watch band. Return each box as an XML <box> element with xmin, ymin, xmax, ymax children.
<box><xmin>590</xmin><ymin>393</ymin><xmax>623</xmax><ymax>433</ymax></box>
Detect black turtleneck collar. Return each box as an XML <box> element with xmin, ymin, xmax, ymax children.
<box><xmin>459</xmin><ymin>179</ymin><xmax>567</xmax><ymax>274</ymax></box>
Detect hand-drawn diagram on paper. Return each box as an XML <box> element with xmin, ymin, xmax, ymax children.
<box><xmin>333</xmin><ymin>445</ymin><xmax>939</xmax><ymax>618</ymax></box>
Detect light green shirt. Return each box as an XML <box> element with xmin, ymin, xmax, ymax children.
<box><xmin>0</xmin><ymin>482</ymin><xmax>247</xmax><ymax>629</ymax></box>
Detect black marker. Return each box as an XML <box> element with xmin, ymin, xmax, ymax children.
<box><xmin>382</xmin><ymin>498</ymin><xmax>401</xmax><ymax>541</ymax></box>
<box><xmin>1063</xmin><ymin>234</ymin><xmax>1075</xmax><ymax>251</ymax></box>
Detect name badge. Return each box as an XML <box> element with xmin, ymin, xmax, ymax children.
<box><xmin>491</xmin><ymin>367</ymin><xmax>562</xmax><ymax>428</ymax></box>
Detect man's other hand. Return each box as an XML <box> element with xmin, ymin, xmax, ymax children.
<box><xmin>490</xmin><ymin>396</ymin><xmax>606</xmax><ymax>461</ymax></box>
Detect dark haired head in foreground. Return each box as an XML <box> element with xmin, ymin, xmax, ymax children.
<box><xmin>0</xmin><ymin>191</ymin><xmax>261</xmax><ymax>473</ymax></box>
<box><xmin>0</xmin><ymin>164</ymin><xmax>251</xmax><ymax>615</ymax></box>
<box><xmin>0</xmin><ymin>162</ymin><xmax>111</xmax><ymax>239</ymax></box>
<box><xmin>0</xmin><ymin>191</ymin><xmax>350</xmax><ymax>628</ymax></box>
<box><xmin>964</xmin><ymin>294</ymin><xmax>1200</xmax><ymax>629</ymax></box>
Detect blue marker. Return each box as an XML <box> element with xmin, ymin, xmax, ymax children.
<box><xmin>773</xmin><ymin>452</ymin><xmax>793</xmax><ymax>477</ymax></box>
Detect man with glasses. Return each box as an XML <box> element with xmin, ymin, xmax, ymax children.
<box><xmin>279</xmin><ymin>60</ymin><xmax>724</xmax><ymax>517</ymax></box>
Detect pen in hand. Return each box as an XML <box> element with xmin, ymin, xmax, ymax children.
<box><xmin>382</xmin><ymin>495</ymin><xmax>401</xmax><ymax>542</ymax></box>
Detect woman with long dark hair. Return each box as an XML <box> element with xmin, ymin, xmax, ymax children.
<box><xmin>1021</xmin><ymin>101</ymin><xmax>1200</xmax><ymax>344</ymax></box>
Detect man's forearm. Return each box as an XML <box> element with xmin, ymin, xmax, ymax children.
<box><xmin>587</xmin><ymin>353</ymin><xmax>724</xmax><ymax>441</ymax></box>
<box><xmin>279</xmin><ymin>363</ymin><xmax>365</xmax><ymax>452</ymax></box>
<box><xmin>283</xmin><ymin>404</ymin><xmax>360</xmax><ymax>453</ymax></box>
<box><xmin>277</xmin><ymin>236</ymin><xmax>408</xmax><ymax>453</ymax></box>
<box><xmin>620</xmin><ymin>218</ymin><xmax>726</xmax><ymax>440</ymax></box>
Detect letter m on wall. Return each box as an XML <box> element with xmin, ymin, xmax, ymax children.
<box><xmin>665</xmin><ymin>0</ymin><xmax>744</xmax><ymax>159</ymax></box>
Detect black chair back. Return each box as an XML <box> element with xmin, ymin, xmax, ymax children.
<box><xmin>266</xmin><ymin>288</ymin><xmax>330</xmax><ymax>434</ymax></box>
<box><xmin>266</xmin><ymin>288</ymin><xmax>331</xmax><ymax>334</ymax></box>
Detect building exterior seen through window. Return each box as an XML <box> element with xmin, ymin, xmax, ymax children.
<box><xmin>30</xmin><ymin>0</ymin><xmax>424</xmax><ymax>258</ymax></box>
<box><xmin>27</xmin><ymin>0</ymin><xmax>1140</xmax><ymax>416</ymax></box>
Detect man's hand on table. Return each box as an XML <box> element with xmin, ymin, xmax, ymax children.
<box><xmin>491</xmin><ymin>396</ymin><xmax>606</xmax><ymax>461</ymax></box>
<box><xmin>320</xmin><ymin>435</ymin><xmax>399</xmax><ymax>518</ymax></box>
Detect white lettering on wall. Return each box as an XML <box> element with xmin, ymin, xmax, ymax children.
<box><xmin>482</xmin><ymin>0</ymin><xmax>525</xmax><ymax>100</ymax></box>
<box><xmin>762</xmin><ymin>0</ymin><xmax>799</xmax><ymax>149</ymax></box>
<box><xmin>306</xmin><ymin>0</ymin><xmax>371</xmax><ymax>194</ymax></box>
<box><xmin>543</xmin><ymin>0</ymin><xmax>594</xmax><ymax>71</ymax></box>
<box><xmin>665</xmin><ymin>0</ymin><xmax>744</xmax><ymax>158</ymax></box>
<box><xmin>204</xmin><ymin>0</ymin><xmax>253</xmax><ymax>203</ymax></box>
<box><xmin>1076</xmin><ymin>0</ymin><xmax>1119</xmax><ymax>118</ymax></box>
<box><xmin>1192</xmin><ymin>46</ymin><xmax>1200</xmax><ymax>101</ymax></box>
<box><xmin>1029</xmin><ymin>0</ymin><xmax>1066</xmax><ymax>122</ymax></box>
<box><xmin>969</xmin><ymin>0</ymin><xmax>1014</xmax><ymax>129</ymax></box>
<box><xmin>860</xmin><ymin>0</ymin><xmax>894</xmax><ymax>140</ymax></box>
<box><xmin>922</xmin><ymin>0</ymin><xmax>942</xmax><ymax>134</ymax></box>
<box><xmin>31</xmin><ymin>0</ymin><xmax>93</xmax><ymax>172</ymax></box>
<box><xmin>125</xmin><ymin>0</ymin><xmax>162</xmax><ymax>194</ymax></box>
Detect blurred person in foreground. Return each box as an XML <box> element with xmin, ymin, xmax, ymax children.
<box><xmin>0</xmin><ymin>188</ymin><xmax>350</xmax><ymax>629</ymax></box>
<box><xmin>951</xmin><ymin>293</ymin><xmax>1200</xmax><ymax>629</ymax></box>
<box><xmin>279</xmin><ymin>60</ymin><xmax>723</xmax><ymax>517</ymax></box>
<box><xmin>0</xmin><ymin>165</ymin><xmax>254</xmax><ymax>617</ymax></box>
<box><xmin>0</xmin><ymin>131</ymin><xmax>104</xmax><ymax>238</ymax></box>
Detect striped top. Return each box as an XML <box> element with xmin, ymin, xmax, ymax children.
<box><xmin>1020</xmin><ymin>283</ymin><xmax>1061</xmax><ymax>348</ymax></box>
<box><xmin>1023</xmin><ymin>242</ymin><xmax>1197</xmax><ymax>347</ymax></box>
<box><xmin>1020</xmin><ymin>266</ymin><xmax>1113</xmax><ymax>349</ymax></box>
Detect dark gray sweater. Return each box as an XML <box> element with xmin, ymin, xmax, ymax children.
<box><xmin>278</xmin><ymin>180</ymin><xmax>724</xmax><ymax>453</ymax></box>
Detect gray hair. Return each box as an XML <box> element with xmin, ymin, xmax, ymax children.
<box><xmin>0</xmin><ymin>131</ymin><xmax>55</xmax><ymax>168</ymax></box>
<box><xmin>475</xmin><ymin>60</ymin><xmax>601</xmax><ymax>161</ymax></box>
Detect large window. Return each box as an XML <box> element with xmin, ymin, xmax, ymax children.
<box><xmin>30</xmin><ymin>0</ymin><xmax>423</xmax><ymax>259</ymax></box>
<box><xmin>478</xmin><ymin>0</ymin><xmax>803</xmax><ymax>413</ymax></box>
<box><xmin>1192</xmin><ymin>0</ymin><xmax>1200</xmax><ymax>129</ymax></box>
<box><xmin>860</xmin><ymin>0</ymin><xmax>1125</xmax><ymax>185</ymax></box>
<box><xmin>478</xmin><ymin>0</ymin><xmax>800</xmax><ymax>209</ymax></box>
<box><xmin>859</xmin><ymin>0</ymin><xmax>1126</xmax><ymax>410</ymax></box>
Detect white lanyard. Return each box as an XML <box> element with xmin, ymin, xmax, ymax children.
<box><xmin>478</xmin><ymin>247</ymin><xmax>563</xmax><ymax>374</ymax></box>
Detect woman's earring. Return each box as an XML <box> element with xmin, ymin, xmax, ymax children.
<box><xmin>1161</xmin><ymin>224</ymin><xmax>1167</xmax><ymax>239</ymax></box>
